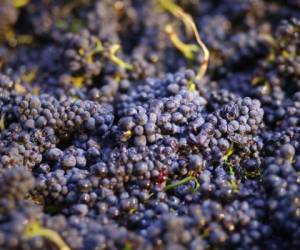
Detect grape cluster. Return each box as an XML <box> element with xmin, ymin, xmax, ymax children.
<box><xmin>0</xmin><ymin>1</ymin><xmax>300</xmax><ymax>250</ymax></box>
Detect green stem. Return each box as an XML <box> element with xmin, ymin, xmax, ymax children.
<box><xmin>109</xmin><ymin>44</ymin><xmax>134</xmax><ymax>71</ymax></box>
<box><xmin>158</xmin><ymin>0</ymin><xmax>209</xmax><ymax>80</ymax></box>
<box><xmin>24</xmin><ymin>221</ymin><xmax>70</xmax><ymax>250</ymax></box>
<box><xmin>164</xmin><ymin>176</ymin><xmax>200</xmax><ymax>192</ymax></box>
<box><xmin>165</xmin><ymin>24</ymin><xmax>199</xmax><ymax>60</ymax></box>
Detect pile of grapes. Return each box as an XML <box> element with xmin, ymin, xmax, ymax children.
<box><xmin>0</xmin><ymin>0</ymin><xmax>300</xmax><ymax>249</ymax></box>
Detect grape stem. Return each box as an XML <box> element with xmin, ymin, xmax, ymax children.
<box><xmin>24</xmin><ymin>221</ymin><xmax>71</xmax><ymax>250</ymax></box>
<box><xmin>164</xmin><ymin>176</ymin><xmax>200</xmax><ymax>192</ymax></box>
<box><xmin>158</xmin><ymin>0</ymin><xmax>209</xmax><ymax>79</ymax></box>
<box><xmin>109</xmin><ymin>44</ymin><xmax>134</xmax><ymax>71</ymax></box>
<box><xmin>165</xmin><ymin>24</ymin><xmax>200</xmax><ymax>60</ymax></box>
<box><xmin>0</xmin><ymin>114</ymin><xmax>5</xmax><ymax>131</ymax></box>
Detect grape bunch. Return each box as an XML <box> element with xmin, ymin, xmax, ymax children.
<box><xmin>0</xmin><ymin>0</ymin><xmax>300</xmax><ymax>250</ymax></box>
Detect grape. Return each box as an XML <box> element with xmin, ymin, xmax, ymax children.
<box><xmin>0</xmin><ymin>1</ymin><xmax>299</xmax><ymax>250</ymax></box>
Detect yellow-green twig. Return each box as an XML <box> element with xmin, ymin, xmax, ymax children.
<box><xmin>24</xmin><ymin>221</ymin><xmax>70</xmax><ymax>250</ymax></box>
<box><xmin>164</xmin><ymin>176</ymin><xmax>200</xmax><ymax>192</ymax></box>
<box><xmin>158</xmin><ymin>0</ymin><xmax>209</xmax><ymax>79</ymax></box>
<box><xmin>109</xmin><ymin>44</ymin><xmax>133</xmax><ymax>71</ymax></box>
<box><xmin>165</xmin><ymin>24</ymin><xmax>199</xmax><ymax>60</ymax></box>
